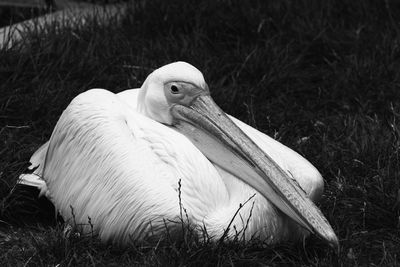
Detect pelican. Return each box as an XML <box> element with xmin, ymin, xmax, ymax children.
<box><xmin>19</xmin><ymin>62</ymin><xmax>338</xmax><ymax>248</ymax></box>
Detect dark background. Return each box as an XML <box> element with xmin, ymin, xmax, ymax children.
<box><xmin>0</xmin><ymin>0</ymin><xmax>399</xmax><ymax>265</ymax></box>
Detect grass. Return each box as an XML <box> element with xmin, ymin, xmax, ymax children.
<box><xmin>1</xmin><ymin>0</ymin><xmax>400</xmax><ymax>265</ymax></box>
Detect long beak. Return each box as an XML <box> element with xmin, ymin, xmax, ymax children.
<box><xmin>170</xmin><ymin>94</ymin><xmax>338</xmax><ymax>249</ymax></box>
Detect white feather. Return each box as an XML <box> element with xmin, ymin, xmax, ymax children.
<box><xmin>20</xmin><ymin>62</ymin><xmax>325</xmax><ymax>245</ymax></box>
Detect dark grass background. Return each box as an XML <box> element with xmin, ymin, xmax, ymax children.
<box><xmin>1</xmin><ymin>0</ymin><xmax>400</xmax><ymax>265</ymax></box>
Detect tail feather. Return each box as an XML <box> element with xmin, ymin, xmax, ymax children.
<box><xmin>1</xmin><ymin>141</ymin><xmax>62</xmax><ymax>226</ymax></box>
<box><xmin>18</xmin><ymin>141</ymin><xmax>50</xmax><ymax>198</ymax></box>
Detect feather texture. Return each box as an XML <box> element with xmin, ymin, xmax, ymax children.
<box><xmin>18</xmin><ymin>62</ymin><xmax>328</xmax><ymax>245</ymax></box>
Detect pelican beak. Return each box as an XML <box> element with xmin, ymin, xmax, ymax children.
<box><xmin>170</xmin><ymin>94</ymin><xmax>338</xmax><ymax>249</ymax></box>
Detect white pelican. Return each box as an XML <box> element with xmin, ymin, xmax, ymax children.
<box><xmin>19</xmin><ymin>62</ymin><xmax>338</xmax><ymax>248</ymax></box>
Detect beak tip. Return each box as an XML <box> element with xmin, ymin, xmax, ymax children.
<box><xmin>326</xmin><ymin>232</ymin><xmax>340</xmax><ymax>252</ymax></box>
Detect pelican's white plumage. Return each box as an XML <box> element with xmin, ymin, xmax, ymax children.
<box><xmin>20</xmin><ymin>62</ymin><xmax>337</xmax><ymax>247</ymax></box>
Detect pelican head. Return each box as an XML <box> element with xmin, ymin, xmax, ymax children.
<box><xmin>138</xmin><ymin>62</ymin><xmax>208</xmax><ymax>124</ymax></box>
<box><xmin>139</xmin><ymin>61</ymin><xmax>338</xmax><ymax>249</ymax></box>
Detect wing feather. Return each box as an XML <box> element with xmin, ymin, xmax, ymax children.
<box><xmin>43</xmin><ymin>89</ymin><xmax>182</xmax><ymax>243</ymax></box>
<box><xmin>42</xmin><ymin>89</ymin><xmax>229</xmax><ymax>244</ymax></box>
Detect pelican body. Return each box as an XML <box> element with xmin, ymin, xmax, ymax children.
<box><xmin>20</xmin><ymin>62</ymin><xmax>338</xmax><ymax>247</ymax></box>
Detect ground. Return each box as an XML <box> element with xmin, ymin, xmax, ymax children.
<box><xmin>0</xmin><ymin>0</ymin><xmax>400</xmax><ymax>266</ymax></box>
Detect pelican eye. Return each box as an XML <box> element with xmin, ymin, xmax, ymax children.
<box><xmin>170</xmin><ymin>85</ymin><xmax>179</xmax><ymax>94</ymax></box>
